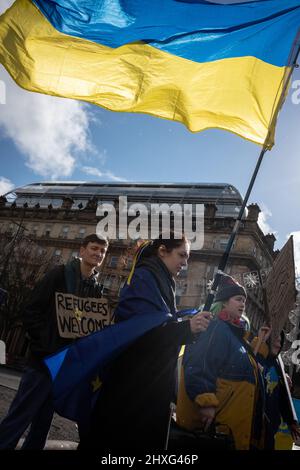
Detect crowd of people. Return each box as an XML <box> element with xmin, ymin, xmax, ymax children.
<box><xmin>0</xmin><ymin>231</ymin><xmax>299</xmax><ymax>451</ymax></box>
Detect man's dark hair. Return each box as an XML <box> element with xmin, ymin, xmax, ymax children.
<box><xmin>81</xmin><ymin>234</ymin><xmax>109</xmax><ymax>248</ymax></box>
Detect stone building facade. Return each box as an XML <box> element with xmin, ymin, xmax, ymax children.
<box><xmin>0</xmin><ymin>182</ymin><xmax>280</xmax><ymax>365</ymax></box>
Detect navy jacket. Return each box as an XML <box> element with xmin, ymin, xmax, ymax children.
<box><xmin>86</xmin><ymin>267</ymin><xmax>194</xmax><ymax>449</ymax></box>
<box><xmin>176</xmin><ymin>318</ymin><xmax>265</xmax><ymax>449</ymax></box>
<box><xmin>258</xmin><ymin>354</ymin><xmax>295</xmax><ymax>449</ymax></box>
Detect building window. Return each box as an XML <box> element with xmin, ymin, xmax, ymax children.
<box><xmin>123</xmin><ymin>256</ymin><xmax>133</xmax><ymax>270</ymax></box>
<box><xmin>103</xmin><ymin>274</ymin><xmax>117</xmax><ymax>289</ymax></box>
<box><xmin>44</xmin><ymin>226</ymin><xmax>51</xmax><ymax>238</ymax></box>
<box><xmin>178</xmin><ymin>265</ymin><xmax>188</xmax><ymax>278</ymax></box>
<box><xmin>118</xmin><ymin>277</ymin><xmax>126</xmax><ymax>294</ymax></box>
<box><xmin>70</xmin><ymin>251</ymin><xmax>79</xmax><ymax>260</ymax></box>
<box><xmin>32</xmin><ymin>225</ymin><xmax>39</xmax><ymax>237</ymax></box>
<box><xmin>219</xmin><ymin>238</ymin><xmax>229</xmax><ymax>250</ymax></box>
<box><xmin>176</xmin><ymin>282</ymin><xmax>187</xmax><ymax>305</ymax></box>
<box><xmin>206</xmin><ymin>265</ymin><xmax>218</xmax><ymax>277</ymax></box>
<box><xmin>226</xmin><ymin>266</ymin><xmax>232</xmax><ymax>275</ymax></box>
<box><xmin>206</xmin><ymin>265</ymin><xmax>218</xmax><ymax>288</ymax></box>
<box><xmin>218</xmin><ymin>238</ymin><xmax>235</xmax><ymax>250</ymax></box>
<box><xmin>108</xmin><ymin>256</ymin><xmax>119</xmax><ymax>269</ymax></box>
<box><xmin>61</xmin><ymin>226</ymin><xmax>69</xmax><ymax>239</ymax></box>
<box><xmin>78</xmin><ymin>228</ymin><xmax>86</xmax><ymax>238</ymax></box>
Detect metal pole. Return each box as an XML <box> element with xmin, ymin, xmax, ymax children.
<box><xmin>278</xmin><ymin>354</ymin><xmax>298</xmax><ymax>422</ymax></box>
<box><xmin>203</xmin><ymin>147</ymin><xmax>267</xmax><ymax>311</ymax></box>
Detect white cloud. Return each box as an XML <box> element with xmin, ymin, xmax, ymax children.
<box><xmin>257</xmin><ymin>204</ymin><xmax>275</xmax><ymax>235</ymax></box>
<box><xmin>0</xmin><ymin>2</ymin><xmax>124</xmax><ymax>182</ymax></box>
<box><xmin>81</xmin><ymin>166</ymin><xmax>127</xmax><ymax>182</ymax></box>
<box><xmin>0</xmin><ymin>176</ymin><xmax>14</xmax><ymax>196</ymax></box>
<box><xmin>0</xmin><ymin>1</ymin><xmax>115</xmax><ymax>181</ymax></box>
<box><xmin>0</xmin><ymin>69</ymin><xmax>95</xmax><ymax>179</ymax></box>
<box><xmin>0</xmin><ymin>1</ymin><xmax>14</xmax><ymax>14</ymax></box>
<box><xmin>289</xmin><ymin>231</ymin><xmax>300</xmax><ymax>277</ymax></box>
<box><xmin>0</xmin><ymin>69</ymin><xmax>121</xmax><ymax>180</ymax></box>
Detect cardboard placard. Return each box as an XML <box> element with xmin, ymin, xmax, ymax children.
<box><xmin>55</xmin><ymin>292</ymin><xmax>114</xmax><ymax>338</ymax></box>
<box><xmin>266</xmin><ymin>237</ymin><xmax>296</xmax><ymax>339</ymax></box>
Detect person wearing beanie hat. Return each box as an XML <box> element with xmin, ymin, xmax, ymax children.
<box><xmin>215</xmin><ymin>274</ymin><xmax>247</xmax><ymax>303</ymax></box>
<box><xmin>176</xmin><ymin>273</ymin><xmax>266</xmax><ymax>450</ymax></box>
<box><xmin>213</xmin><ymin>274</ymin><xmax>249</xmax><ymax>330</ymax></box>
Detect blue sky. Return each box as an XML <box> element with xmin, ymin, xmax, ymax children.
<box><xmin>0</xmin><ymin>0</ymin><xmax>300</xmax><ymax>273</ymax></box>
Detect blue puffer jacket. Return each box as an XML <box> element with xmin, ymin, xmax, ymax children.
<box><xmin>176</xmin><ymin>318</ymin><xmax>265</xmax><ymax>450</ymax></box>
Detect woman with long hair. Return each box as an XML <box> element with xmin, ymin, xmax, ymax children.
<box><xmin>80</xmin><ymin>232</ymin><xmax>211</xmax><ymax>450</ymax></box>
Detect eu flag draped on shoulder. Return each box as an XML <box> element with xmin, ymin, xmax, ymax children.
<box><xmin>44</xmin><ymin>271</ymin><xmax>198</xmax><ymax>423</ymax></box>
<box><xmin>1</xmin><ymin>0</ymin><xmax>300</xmax><ymax>146</ymax></box>
<box><xmin>44</xmin><ymin>289</ymin><xmax>198</xmax><ymax>422</ymax></box>
<box><xmin>42</xmin><ymin>238</ymin><xmax>196</xmax><ymax>423</ymax></box>
<box><xmin>44</xmin><ymin>311</ymin><xmax>171</xmax><ymax>423</ymax></box>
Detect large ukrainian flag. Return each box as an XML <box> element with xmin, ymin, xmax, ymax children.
<box><xmin>0</xmin><ymin>0</ymin><xmax>300</xmax><ymax>146</ymax></box>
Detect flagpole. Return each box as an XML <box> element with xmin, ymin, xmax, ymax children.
<box><xmin>202</xmin><ymin>147</ymin><xmax>267</xmax><ymax>311</ymax></box>
<box><xmin>202</xmin><ymin>29</ymin><xmax>300</xmax><ymax>312</ymax></box>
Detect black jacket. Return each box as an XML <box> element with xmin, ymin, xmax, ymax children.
<box><xmin>84</xmin><ymin>265</ymin><xmax>194</xmax><ymax>450</ymax></box>
<box><xmin>23</xmin><ymin>259</ymin><xmax>103</xmax><ymax>365</ymax></box>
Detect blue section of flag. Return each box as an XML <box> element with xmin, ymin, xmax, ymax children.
<box><xmin>46</xmin><ymin>348</ymin><xmax>68</xmax><ymax>381</ymax></box>
<box><xmin>177</xmin><ymin>308</ymin><xmax>199</xmax><ymax>317</ymax></box>
<box><xmin>33</xmin><ymin>0</ymin><xmax>300</xmax><ymax>66</ymax></box>
<box><xmin>293</xmin><ymin>398</ymin><xmax>300</xmax><ymax>421</ymax></box>
<box><xmin>44</xmin><ymin>311</ymin><xmax>171</xmax><ymax>422</ymax></box>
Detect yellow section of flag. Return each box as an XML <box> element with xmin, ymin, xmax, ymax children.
<box><xmin>0</xmin><ymin>0</ymin><xmax>287</xmax><ymax>145</ymax></box>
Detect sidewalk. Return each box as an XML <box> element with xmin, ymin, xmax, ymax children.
<box><xmin>0</xmin><ymin>366</ymin><xmax>79</xmax><ymax>448</ymax></box>
<box><xmin>16</xmin><ymin>439</ymin><xmax>78</xmax><ymax>450</ymax></box>
<box><xmin>0</xmin><ymin>365</ymin><xmax>21</xmax><ymax>390</ymax></box>
<box><xmin>1</xmin><ymin>366</ymin><xmax>299</xmax><ymax>451</ymax></box>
